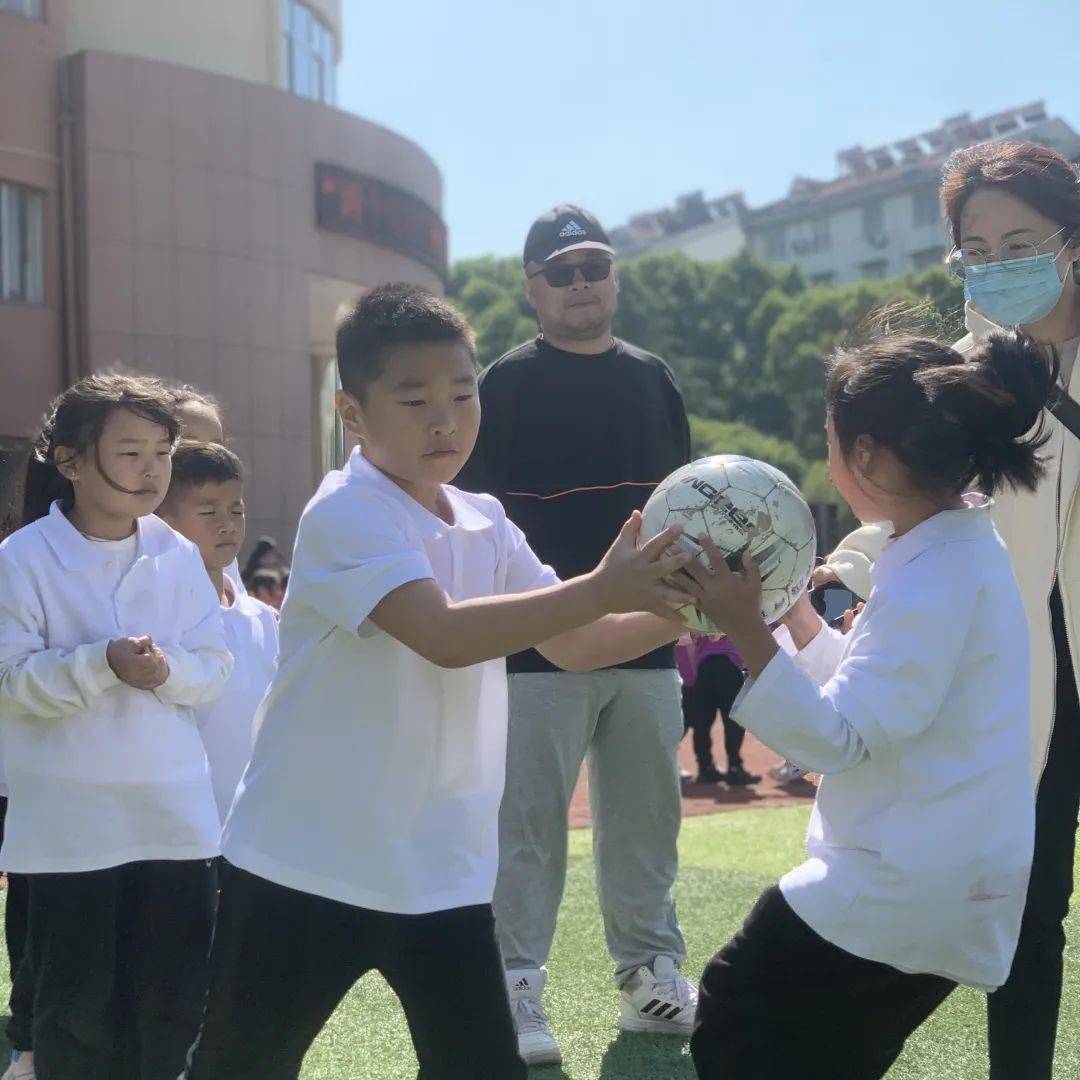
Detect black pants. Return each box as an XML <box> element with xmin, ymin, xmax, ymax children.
<box><xmin>691</xmin><ymin>886</ymin><xmax>955</xmax><ymax>1080</ymax></box>
<box><xmin>986</xmin><ymin>585</ymin><xmax>1080</xmax><ymax>1079</ymax></box>
<box><xmin>682</xmin><ymin>655</ymin><xmax>747</xmax><ymax>771</ymax></box>
<box><xmin>27</xmin><ymin>859</ymin><xmax>214</xmax><ymax>1080</ymax></box>
<box><xmin>0</xmin><ymin>796</ymin><xmax>31</xmax><ymax>1051</ymax></box>
<box><xmin>183</xmin><ymin>862</ymin><xmax>527</xmax><ymax>1080</ymax></box>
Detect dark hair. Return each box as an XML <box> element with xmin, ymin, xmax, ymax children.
<box><xmin>23</xmin><ymin>372</ymin><xmax>181</xmax><ymax>526</ymax></box>
<box><xmin>827</xmin><ymin>330</ymin><xmax>1056</xmax><ymax>497</ymax></box>
<box><xmin>942</xmin><ymin>142</ymin><xmax>1080</xmax><ymax>256</ymax></box>
<box><xmin>162</xmin><ymin>440</ymin><xmax>243</xmax><ymax>508</ymax></box>
<box><xmin>241</xmin><ymin>535</ymin><xmax>280</xmax><ymax>583</ymax></box>
<box><xmin>166</xmin><ymin>382</ymin><xmax>222</xmax><ymax>417</ymax></box>
<box><xmin>335</xmin><ymin>283</ymin><xmax>477</xmax><ymax>397</ymax></box>
<box><xmin>249</xmin><ymin>568</ymin><xmax>283</xmax><ymax>592</ymax></box>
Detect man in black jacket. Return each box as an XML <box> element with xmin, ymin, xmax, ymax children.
<box><xmin>456</xmin><ymin>205</ymin><xmax>695</xmax><ymax>1067</ymax></box>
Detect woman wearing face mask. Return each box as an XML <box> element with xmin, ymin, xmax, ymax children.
<box><xmin>826</xmin><ymin>141</ymin><xmax>1080</xmax><ymax>1079</ymax></box>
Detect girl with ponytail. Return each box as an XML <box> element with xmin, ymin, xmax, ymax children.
<box><xmin>814</xmin><ymin>140</ymin><xmax>1080</xmax><ymax>1078</ymax></box>
<box><xmin>684</xmin><ymin>330</ymin><xmax>1052</xmax><ymax>1079</ymax></box>
<box><xmin>0</xmin><ymin>371</ymin><xmax>232</xmax><ymax>1077</ymax></box>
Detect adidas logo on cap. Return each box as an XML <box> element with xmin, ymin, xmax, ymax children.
<box><xmin>558</xmin><ymin>219</ymin><xmax>588</xmax><ymax>239</ymax></box>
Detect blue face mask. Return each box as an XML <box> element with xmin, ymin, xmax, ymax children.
<box><xmin>964</xmin><ymin>250</ymin><xmax>1071</xmax><ymax>328</ymax></box>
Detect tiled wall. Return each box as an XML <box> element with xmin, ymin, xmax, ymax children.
<box><xmin>70</xmin><ymin>50</ymin><xmax>445</xmax><ymax>552</ymax></box>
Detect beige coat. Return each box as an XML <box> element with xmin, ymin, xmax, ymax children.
<box><xmin>829</xmin><ymin>303</ymin><xmax>1080</xmax><ymax>782</ymax></box>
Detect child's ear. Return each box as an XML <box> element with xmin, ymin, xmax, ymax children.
<box><xmin>334</xmin><ymin>389</ymin><xmax>366</xmax><ymax>442</ymax></box>
<box><xmin>852</xmin><ymin>435</ymin><xmax>875</xmax><ymax>477</ymax></box>
<box><xmin>53</xmin><ymin>445</ymin><xmax>81</xmax><ymax>482</ymax></box>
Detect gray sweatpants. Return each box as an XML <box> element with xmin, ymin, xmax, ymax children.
<box><xmin>494</xmin><ymin>669</ymin><xmax>687</xmax><ymax>985</ymax></box>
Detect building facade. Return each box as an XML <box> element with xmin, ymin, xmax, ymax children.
<box><xmin>0</xmin><ymin>0</ymin><xmax>446</xmax><ymax>549</ymax></box>
<box><xmin>612</xmin><ymin>104</ymin><xmax>1080</xmax><ymax>286</ymax></box>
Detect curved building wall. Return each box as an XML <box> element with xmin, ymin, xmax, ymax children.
<box><xmin>68</xmin><ymin>49</ymin><xmax>445</xmax><ymax>547</ymax></box>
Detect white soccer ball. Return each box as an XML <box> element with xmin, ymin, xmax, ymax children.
<box><xmin>642</xmin><ymin>455</ymin><xmax>817</xmax><ymax>633</ymax></box>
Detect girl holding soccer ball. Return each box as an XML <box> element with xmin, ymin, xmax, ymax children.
<box><xmin>680</xmin><ymin>327</ymin><xmax>1054</xmax><ymax>1079</ymax></box>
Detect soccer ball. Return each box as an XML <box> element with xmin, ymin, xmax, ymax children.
<box><xmin>641</xmin><ymin>455</ymin><xmax>817</xmax><ymax>633</ymax></box>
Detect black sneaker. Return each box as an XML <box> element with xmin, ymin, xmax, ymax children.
<box><xmin>725</xmin><ymin>764</ymin><xmax>762</xmax><ymax>786</ymax></box>
<box><xmin>695</xmin><ymin>764</ymin><xmax>725</xmax><ymax>785</ymax></box>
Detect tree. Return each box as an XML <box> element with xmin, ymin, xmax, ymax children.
<box><xmin>447</xmin><ymin>249</ymin><xmax>965</xmax><ymax>515</ymax></box>
<box><xmin>689</xmin><ymin>417</ymin><xmax>808</xmax><ymax>484</ymax></box>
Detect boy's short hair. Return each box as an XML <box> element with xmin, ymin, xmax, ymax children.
<box><xmin>164</xmin><ymin>440</ymin><xmax>244</xmax><ymax>507</ymax></box>
<box><xmin>335</xmin><ymin>283</ymin><xmax>477</xmax><ymax>398</ymax></box>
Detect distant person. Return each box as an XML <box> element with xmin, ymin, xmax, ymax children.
<box><xmin>167</xmin><ymin>383</ymin><xmax>225</xmax><ymax>444</ymax></box>
<box><xmin>677</xmin><ymin>636</ymin><xmax>758</xmax><ymax>786</ymax></box>
<box><xmin>248</xmin><ymin>568</ymin><xmax>285</xmax><ymax>612</ymax></box>
<box><xmin>456</xmin><ymin>205</ymin><xmax>695</xmax><ymax>1066</ymax></box>
<box><xmin>164</xmin><ymin>382</ymin><xmax>250</xmax><ymax>597</ymax></box>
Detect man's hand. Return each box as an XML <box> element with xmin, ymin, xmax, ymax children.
<box><xmin>107</xmin><ymin>636</ymin><xmax>170</xmax><ymax>690</ymax></box>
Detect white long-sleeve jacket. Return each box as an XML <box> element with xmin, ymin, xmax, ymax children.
<box><xmin>736</xmin><ymin>500</ymin><xmax>1034</xmax><ymax>990</ymax></box>
<box><xmin>0</xmin><ymin>503</ymin><xmax>232</xmax><ymax>872</ymax></box>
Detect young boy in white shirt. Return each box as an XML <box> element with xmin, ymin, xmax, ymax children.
<box><xmin>182</xmin><ymin>284</ymin><xmax>693</xmax><ymax>1080</ymax></box>
<box><xmin>158</xmin><ymin>442</ymin><xmax>279</xmax><ymax>822</ymax></box>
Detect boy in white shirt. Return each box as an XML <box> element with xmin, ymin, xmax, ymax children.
<box><xmin>182</xmin><ymin>284</ymin><xmax>693</xmax><ymax>1079</ymax></box>
<box><xmin>159</xmin><ymin>442</ymin><xmax>279</xmax><ymax>822</ymax></box>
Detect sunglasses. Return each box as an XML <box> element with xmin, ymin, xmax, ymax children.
<box><xmin>528</xmin><ymin>259</ymin><xmax>613</xmax><ymax>288</ymax></box>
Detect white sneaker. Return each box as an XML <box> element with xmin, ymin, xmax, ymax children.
<box><xmin>618</xmin><ymin>956</ymin><xmax>697</xmax><ymax>1035</ymax></box>
<box><xmin>771</xmin><ymin>761</ymin><xmax>807</xmax><ymax>784</ymax></box>
<box><xmin>2</xmin><ymin>1050</ymin><xmax>35</xmax><ymax>1080</ymax></box>
<box><xmin>507</xmin><ymin>967</ymin><xmax>562</xmax><ymax>1067</ymax></box>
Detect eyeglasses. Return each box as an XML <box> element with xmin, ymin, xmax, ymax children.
<box><xmin>527</xmin><ymin>259</ymin><xmax>613</xmax><ymax>288</ymax></box>
<box><xmin>947</xmin><ymin>226</ymin><xmax>1070</xmax><ymax>277</ymax></box>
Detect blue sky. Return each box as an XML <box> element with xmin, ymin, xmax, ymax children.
<box><xmin>339</xmin><ymin>0</ymin><xmax>1080</xmax><ymax>263</ymax></box>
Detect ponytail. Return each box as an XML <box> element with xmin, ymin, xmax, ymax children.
<box><xmin>828</xmin><ymin>325</ymin><xmax>1056</xmax><ymax>500</ymax></box>
<box><xmin>916</xmin><ymin>332</ymin><xmax>1055</xmax><ymax>494</ymax></box>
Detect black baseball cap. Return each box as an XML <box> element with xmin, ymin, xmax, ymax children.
<box><xmin>522</xmin><ymin>204</ymin><xmax>615</xmax><ymax>266</ymax></box>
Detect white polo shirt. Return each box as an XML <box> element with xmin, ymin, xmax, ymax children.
<box><xmin>735</xmin><ymin>498</ymin><xmax>1035</xmax><ymax>990</ymax></box>
<box><xmin>223</xmin><ymin>450</ymin><xmax>557</xmax><ymax>914</ymax></box>
<box><xmin>196</xmin><ymin>581</ymin><xmax>278</xmax><ymax>821</ymax></box>
<box><xmin>0</xmin><ymin>504</ymin><xmax>231</xmax><ymax>872</ymax></box>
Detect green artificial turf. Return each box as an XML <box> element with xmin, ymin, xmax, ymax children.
<box><xmin>4</xmin><ymin>807</ymin><xmax>1077</xmax><ymax>1078</ymax></box>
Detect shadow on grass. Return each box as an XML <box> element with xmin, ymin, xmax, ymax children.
<box><xmin>598</xmin><ymin>1031</ymin><xmax>697</xmax><ymax>1079</ymax></box>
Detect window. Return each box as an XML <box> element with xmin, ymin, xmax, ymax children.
<box><xmin>911</xmin><ymin>185</ymin><xmax>941</xmax><ymax>228</ymax></box>
<box><xmin>811</xmin><ymin>216</ymin><xmax>831</xmax><ymax>250</ymax></box>
<box><xmin>0</xmin><ymin>0</ymin><xmax>42</xmax><ymax>18</ymax></box>
<box><xmin>858</xmin><ymin>259</ymin><xmax>888</xmax><ymax>280</ymax></box>
<box><xmin>314</xmin><ymin>355</ymin><xmax>346</xmax><ymax>476</ymax></box>
<box><xmin>862</xmin><ymin>199</ymin><xmax>884</xmax><ymax>241</ymax></box>
<box><xmin>910</xmin><ymin>246</ymin><xmax>944</xmax><ymax>271</ymax></box>
<box><xmin>791</xmin><ymin>217</ymin><xmax>831</xmax><ymax>256</ymax></box>
<box><xmin>763</xmin><ymin>225</ymin><xmax>786</xmax><ymax>259</ymax></box>
<box><xmin>0</xmin><ymin>182</ymin><xmax>44</xmax><ymax>304</ymax></box>
<box><xmin>283</xmin><ymin>0</ymin><xmax>337</xmax><ymax>104</ymax></box>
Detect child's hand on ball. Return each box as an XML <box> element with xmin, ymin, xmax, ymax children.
<box><xmin>674</xmin><ymin>535</ymin><xmax>765</xmax><ymax>635</ymax></box>
<box><xmin>590</xmin><ymin>512</ymin><xmax>696</xmax><ymax>619</ymax></box>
